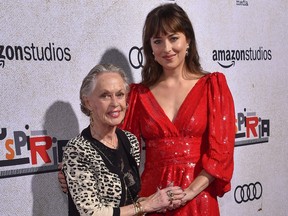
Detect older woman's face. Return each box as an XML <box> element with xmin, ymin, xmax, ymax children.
<box><xmin>85</xmin><ymin>72</ymin><xmax>127</xmax><ymax>128</ymax></box>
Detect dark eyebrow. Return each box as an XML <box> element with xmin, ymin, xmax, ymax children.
<box><xmin>168</xmin><ymin>32</ymin><xmax>179</xmax><ymax>37</ymax></box>
<box><xmin>151</xmin><ymin>35</ymin><xmax>161</xmax><ymax>39</ymax></box>
<box><xmin>152</xmin><ymin>32</ymin><xmax>177</xmax><ymax>38</ymax></box>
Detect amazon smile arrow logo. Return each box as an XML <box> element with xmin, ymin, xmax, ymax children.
<box><xmin>217</xmin><ymin>60</ymin><xmax>235</xmax><ymax>68</ymax></box>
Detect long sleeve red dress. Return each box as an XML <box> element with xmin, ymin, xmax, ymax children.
<box><xmin>121</xmin><ymin>72</ymin><xmax>235</xmax><ymax>216</ymax></box>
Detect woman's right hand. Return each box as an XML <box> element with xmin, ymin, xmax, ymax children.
<box><xmin>58</xmin><ymin>163</ymin><xmax>68</xmax><ymax>193</ymax></box>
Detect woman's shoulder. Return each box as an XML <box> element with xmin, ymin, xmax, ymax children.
<box><xmin>119</xmin><ymin>129</ymin><xmax>139</xmax><ymax>145</ymax></box>
<box><xmin>129</xmin><ymin>83</ymin><xmax>149</xmax><ymax>92</ymax></box>
<box><xmin>118</xmin><ymin>129</ymin><xmax>139</xmax><ymax>149</ymax></box>
<box><xmin>200</xmin><ymin>71</ymin><xmax>228</xmax><ymax>84</ymax></box>
<box><xmin>66</xmin><ymin>134</ymin><xmax>82</xmax><ymax>147</ymax></box>
<box><xmin>64</xmin><ymin>134</ymin><xmax>90</xmax><ymax>153</ymax></box>
<box><xmin>202</xmin><ymin>71</ymin><xmax>226</xmax><ymax>78</ymax></box>
<box><xmin>130</xmin><ymin>82</ymin><xmax>142</xmax><ymax>89</ymax></box>
<box><xmin>122</xmin><ymin>129</ymin><xmax>138</xmax><ymax>139</ymax></box>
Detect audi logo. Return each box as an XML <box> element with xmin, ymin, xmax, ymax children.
<box><xmin>234</xmin><ymin>182</ymin><xmax>263</xmax><ymax>204</ymax></box>
<box><xmin>129</xmin><ymin>46</ymin><xmax>144</xmax><ymax>69</ymax></box>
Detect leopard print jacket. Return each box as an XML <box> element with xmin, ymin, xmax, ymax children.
<box><xmin>62</xmin><ymin>129</ymin><xmax>140</xmax><ymax>216</ymax></box>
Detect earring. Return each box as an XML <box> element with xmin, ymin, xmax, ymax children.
<box><xmin>89</xmin><ymin>111</ymin><xmax>94</xmax><ymax>127</ymax></box>
<box><xmin>152</xmin><ymin>52</ymin><xmax>157</xmax><ymax>61</ymax></box>
<box><xmin>186</xmin><ymin>45</ymin><xmax>189</xmax><ymax>56</ymax></box>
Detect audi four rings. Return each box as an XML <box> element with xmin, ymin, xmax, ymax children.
<box><xmin>234</xmin><ymin>182</ymin><xmax>263</xmax><ymax>204</ymax></box>
<box><xmin>129</xmin><ymin>46</ymin><xmax>144</xmax><ymax>69</ymax></box>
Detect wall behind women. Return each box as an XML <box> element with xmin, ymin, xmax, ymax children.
<box><xmin>0</xmin><ymin>0</ymin><xmax>287</xmax><ymax>215</ymax></box>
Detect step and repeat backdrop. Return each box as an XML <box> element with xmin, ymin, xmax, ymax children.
<box><xmin>1</xmin><ymin>0</ymin><xmax>287</xmax><ymax>215</ymax></box>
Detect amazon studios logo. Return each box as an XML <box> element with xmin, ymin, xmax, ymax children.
<box><xmin>0</xmin><ymin>125</ymin><xmax>68</xmax><ymax>178</ymax></box>
<box><xmin>0</xmin><ymin>42</ymin><xmax>71</xmax><ymax>68</ymax></box>
<box><xmin>212</xmin><ymin>47</ymin><xmax>272</xmax><ymax>68</ymax></box>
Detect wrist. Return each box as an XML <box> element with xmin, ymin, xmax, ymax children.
<box><xmin>137</xmin><ymin>197</ymin><xmax>147</xmax><ymax>202</ymax></box>
<box><xmin>133</xmin><ymin>201</ymin><xmax>146</xmax><ymax>216</ymax></box>
<box><xmin>184</xmin><ymin>187</ymin><xmax>197</xmax><ymax>201</ymax></box>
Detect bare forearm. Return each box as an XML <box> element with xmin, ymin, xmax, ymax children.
<box><xmin>183</xmin><ymin>169</ymin><xmax>215</xmax><ymax>201</ymax></box>
<box><xmin>120</xmin><ymin>204</ymin><xmax>136</xmax><ymax>216</ymax></box>
<box><xmin>120</xmin><ymin>199</ymin><xmax>160</xmax><ymax>216</ymax></box>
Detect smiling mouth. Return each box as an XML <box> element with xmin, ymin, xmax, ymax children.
<box><xmin>163</xmin><ymin>54</ymin><xmax>175</xmax><ymax>60</ymax></box>
<box><xmin>109</xmin><ymin>110</ymin><xmax>121</xmax><ymax>118</ymax></box>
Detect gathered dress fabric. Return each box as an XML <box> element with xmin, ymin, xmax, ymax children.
<box><xmin>121</xmin><ymin>72</ymin><xmax>235</xmax><ymax>216</ymax></box>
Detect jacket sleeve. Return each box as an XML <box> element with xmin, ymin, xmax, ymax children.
<box><xmin>201</xmin><ymin>72</ymin><xmax>236</xmax><ymax>197</ymax></box>
<box><xmin>62</xmin><ymin>138</ymin><xmax>118</xmax><ymax>216</ymax></box>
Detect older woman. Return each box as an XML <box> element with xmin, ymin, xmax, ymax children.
<box><xmin>62</xmin><ymin>64</ymin><xmax>185</xmax><ymax>216</ymax></box>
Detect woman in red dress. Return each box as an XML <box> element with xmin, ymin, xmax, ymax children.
<box><xmin>121</xmin><ymin>3</ymin><xmax>235</xmax><ymax>215</ymax></box>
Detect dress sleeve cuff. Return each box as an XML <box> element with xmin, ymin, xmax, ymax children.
<box><xmin>202</xmin><ymin>154</ymin><xmax>232</xmax><ymax>197</ymax></box>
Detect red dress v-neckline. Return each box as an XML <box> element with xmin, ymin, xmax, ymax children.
<box><xmin>145</xmin><ymin>74</ymin><xmax>207</xmax><ymax>127</ymax></box>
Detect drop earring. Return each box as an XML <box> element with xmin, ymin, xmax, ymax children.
<box><xmin>152</xmin><ymin>52</ymin><xmax>156</xmax><ymax>61</ymax></box>
<box><xmin>90</xmin><ymin>111</ymin><xmax>94</xmax><ymax>127</ymax></box>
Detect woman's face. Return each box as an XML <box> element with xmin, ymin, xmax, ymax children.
<box><xmin>85</xmin><ymin>72</ymin><xmax>127</xmax><ymax>129</ymax></box>
<box><xmin>150</xmin><ymin>31</ymin><xmax>189</xmax><ymax>71</ymax></box>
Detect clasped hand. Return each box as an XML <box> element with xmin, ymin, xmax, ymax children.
<box><xmin>142</xmin><ymin>182</ymin><xmax>187</xmax><ymax>213</ymax></box>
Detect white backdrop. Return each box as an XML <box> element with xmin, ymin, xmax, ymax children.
<box><xmin>0</xmin><ymin>0</ymin><xmax>287</xmax><ymax>215</ymax></box>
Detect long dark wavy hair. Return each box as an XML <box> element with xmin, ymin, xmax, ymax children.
<box><xmin>141</xmin><ymin>3</ymin><xmax>203</xmax><ymax>87</ymax></box>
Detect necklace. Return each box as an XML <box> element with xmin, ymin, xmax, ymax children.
<box><xmin>90</xmin><ymin>128</ymin><xmax>118</xmax><ymax>149</ymax></box>
<box><xmin>99</xmin><ymin>137</ymin><xmax>118</xmax><ymax>149</ymax></box>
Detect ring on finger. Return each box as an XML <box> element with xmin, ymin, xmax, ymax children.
<box><xmin>167</xmin><ymin>190</ymin><xmax>174</xmax><ymax>201</ymax></box>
